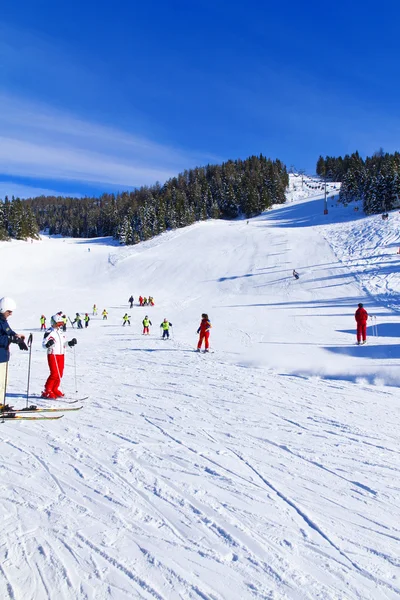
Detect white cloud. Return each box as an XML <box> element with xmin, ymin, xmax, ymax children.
<box><xmin>0</xmin><ymin>181</ymin><xmax>81</xmax><ymax>200</ymax></box>
<box><xmin>0</xmin><ymin>93</ymin><xmax>215</xmax><ymax>188</ymax></box>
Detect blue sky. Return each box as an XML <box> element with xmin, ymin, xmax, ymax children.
<box><xmin>1</xmin><ymin>0</ymin><xmax>400</xmax><ymax>198</ymax></box>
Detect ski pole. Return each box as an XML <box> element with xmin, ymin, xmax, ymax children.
<box><xmin>73</xmin><ymin>345</ymin><xmax>78</xmax><ymax>394</ymax></box>
<box><xmin>25</xmin><ymin>333</ymin><xmax>33</xmax><ymax>409</ymax></box>
<box><xmin>1</xmin><ymin>361</ymin><xmax>8</xmax><ymax>422</ymax></box>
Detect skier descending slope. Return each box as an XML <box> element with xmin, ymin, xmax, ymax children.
<box><xmin>160</xmin><ymin>319</ymin><xmax>172</xmax><ymax>339</ymax></box>
<box><xmin>142</xmin><ymin>316</ymin><xmax>152</xmax><ymax>335</ymax></box>
<box><xmin>293</xmin><ymin>269</ymin><xmax>299</xmax><ymax>280</ymax></box>
<box><xmin>196</xmin><ymin>313</ymin><xmax>212</xmax><ymax>352</ymax></box>
<box><xmin>355</xmin><ymin>302</ymin><xmax>368</xmax><ymax>345</ymax></box>
<box><xmin>42</xmin><ymin>314</ymin><xmax>77</xmax><ymax>399</ymax></box>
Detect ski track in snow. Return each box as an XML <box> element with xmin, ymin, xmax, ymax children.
<box><xmin>0</xmin><ymin>176</ymin><xmax>400</xmax><ymax>599</ymax></box>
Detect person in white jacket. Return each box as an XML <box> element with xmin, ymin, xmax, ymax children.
<box><xmin>41</xmin><ymin>314</ymin><xmax>77</xmax><ymax>399</ymax></box>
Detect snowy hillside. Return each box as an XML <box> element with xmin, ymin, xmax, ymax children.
<box><xmin>1</xmin><ymin>176</ymin><xmax>400</xmax><ymax>599</ymax></box>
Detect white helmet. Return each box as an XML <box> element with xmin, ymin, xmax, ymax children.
<box><xmin>51</xmin><ymin>314</ymin><xmax>64</xmax><ymax>325</ymax></box>
<box><xmin>0</xmin><ymin>297</ymin><xmax>17</xmax><ymax>313</ymax></box>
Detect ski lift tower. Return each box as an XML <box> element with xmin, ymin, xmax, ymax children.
<box><xmin>324</xmin><ymin>170</ymin><xmax>333</xmax><ymax>215</ymax></box>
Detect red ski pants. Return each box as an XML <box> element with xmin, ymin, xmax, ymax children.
<box><xmin>356</xmin><ymin>322</ymin><xmax>367</xmax><ymax>342</ymax></box>
<box><xmin>45</xmin><ymin>354</ymin><xmax>65</xmax><ymax>394</ymax></box>
<box><xmin>197</xmin><ymin>331</ymin><xmax>210</xmax><ymax>349</ymax></box>
<box><xmin>143</xmin><ymin>326</ymin><xmax>149</xmax><ymax>334</ymax></box>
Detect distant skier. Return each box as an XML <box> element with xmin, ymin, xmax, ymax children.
<box><xmin>160</xmin><ymin>319</ymin><xmax>172</xmax><ymax>339</ymax></box>
<box><xmin>143</xmin><ymin>297</ymin><xmax>148</xmax><ymax>306</ymax></box>
<box><xmin>149</xmin><ymin>296</ymin><xmax>154</xmax><ymax>306</ymax></box>
<box><xmin>41</xmin><ymin>314</ymin><xmax>77</xmax><ymax>398</ymax></box>
<box><xmin>355</xmin><ymin>302</ymin><xmax>368</xmax><ymax>345</ymax></box>
<box><xmin>93</xmin><ymin>304</ymin><xmax>98</xmax><ymax>315</ymax></box>
<box><xmin>139</xmin><ymin>296</ymin><xmax>143</xmax><ymax>306</ymax></box>
<box><xmin>74</xmin><ymin>313</ymin><xmax>83</xmax><ymax>329</ymax></box>
<box><xmin>102</xmin><ymin>309</ymin><xmax>108</xmax><ymax>320</ymax></box>
<box><xmin>129</xmin><ymin>295</ymin><xmax>134</xmax><ymax>309</ymax></box>
<box><xmin>62</xmin><ymin>314</ymin><xmax>68</xmax><ymax>332</ymax></box>
<box><xmin>40</xmin><ymin>315</ymin><xmax>46</xmax><ymax>330</ymax></box>
<box><xmin>293</xmin><ymin>269</ymin><xmax>299</xmax><ymax>280</ymax></box>
<box><xmin>84</xmin><ymin>313</ymin><xmax>90</xmax><ymax>328</ymax></box>
<box><xmin>123</xmin><ymin>314</ymin><xmax>131</xmax><ymax>326</ymax></box>
<box><xmin>196</xmin><ymin>313</ymin><xmax>212</xmax><ymax>352</ymax></box>
<box><xmin>142</xmin><ymin>316</ymin><xmax>152</xmax><ymax>335</ymax></box>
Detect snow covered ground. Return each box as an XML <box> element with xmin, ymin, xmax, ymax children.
<box><xmin>1</xmin><ymin>175</ymin><xmax>400</xmax><ymax>599</ymax></box>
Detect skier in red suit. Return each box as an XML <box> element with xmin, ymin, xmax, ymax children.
<box><xmin>41</xmin><ymin>314</ymin><xmax>77</xmax><ymax>398</ymax></box>
<box><xmin>196</xmin><ymin>313</ymin><xmax>212</xmax><ymax>352</ymax></box>
<box><xmin>355</xmin><ymin>303</ymin><xmax>368</xmax><ymax>345</ymax></box>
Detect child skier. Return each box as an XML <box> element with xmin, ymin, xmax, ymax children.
<box><xmin>149</xmin><ymin>296</ymin><xmax>155</xmax><ymax>306</ymax></box>
<box><xmin>139</xmin><ymin>296</ymin><xmax>143</xmax><ymax>306</ymax></box>
<box><xmin>129</xmin><ymin>295</ymin><xmax>134</xmax><ymax>308</ymax></box>
<box><xmin>93</xmin><ymin>304</ymin><xmax>98</xmax><ymax>315</ymax></box>
<box><xmin>102</xmin><ymin>309</ymin><xmax>108</xmax><ymax>320</ymax></box>
<box><xmin>41</xmin><ymin>314</ymin><xmax>77</xmax><ymax>399</ymax></box>
<box><xmin>74</xmin><ymin>313</ymin><xmax>83</xmax><ymax>329</ymax></box>
<box><xmin>355</xmin><ymin>302</ymin><xmax>368</xmax><ymax>345</ymax></box>
<box><xmin>123</xmin><ymin>314</ymin><xmax>131</xmax><ymax>326</ymax></box>
<box><xmin>84</xmin><ymin>313</ymin><xmax>90</xmax><ymax>328</ymax></box>
<box><xmin>197</xmin><ymin>314</ymin><xmax>212</xmax><ymax>352</ymax></box>
<box><xmin>40</xmin><ymin>315</ymin><xmax>46</xmax><ymax>330</ymax></box>
<box><xmin>143</xmin><ymin>297</ymin><xmax>148</xmax><ymax>306</ymax></box>
<box><xmin>62</xmin><ymin>314</ymin><xmax>68</xmax><ymax>332</ymax></box>
<box><xmin>142</xmin><ymin>316</ymin><xmax>152</xmax><ymax>335</ymax></box>
<box><xmin>160</xmin><ymin>319</ymin><xmax>172</xmax><ymax>339</ymax></box>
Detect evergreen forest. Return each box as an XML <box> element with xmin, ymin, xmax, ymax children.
<box><xmin>316</xmin><ymin>150</ymin><xmax>400</xmax><ymax>214</ymax></box>
<box><xmin>0</xmin><ymin>155</ymin><xmax>288</xmax><ymax>243</ymax></box>
<box><xmin>0</xmin><ymin>196</ymin><xmax>39</xmax><ymax>241</ymax></box>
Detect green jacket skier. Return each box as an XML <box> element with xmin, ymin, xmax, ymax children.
<box><xmin>160</xmin><ymin>319</ymin><xmax>172</xmax><ymax>339</ymax></box>
<box><xmin>142</xmin><ymin>316</ymin><xmax>152</xmax><ymax>335</ymax></box>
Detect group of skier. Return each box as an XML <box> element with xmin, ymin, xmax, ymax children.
<box><xmin>1</xmin><ymin>286</ymin><xmax>374</xmax><ymax>407</ymax></box>
<box><xmin>41</xmin><ymin>312</ymin><xmax>92</xmax><ymax>330</ymax></box>
<box><xmin>40</xmin><ymin>313</ymin><xmax>68</xmax><ymax>331</ymax></box>
<box><xmin>73</xmin><ymin>313</ymin><xmax>90</xmax><ymax>328</ymax></box>
<box><xmin>122</xmin><ymin>314</ymin><xmax>173</xmax><ymax>338</ymax></box>
<box><xmin>138</xmin><ymin>296</ymin><xmax>154</xmax><ymax>307</ymax></box>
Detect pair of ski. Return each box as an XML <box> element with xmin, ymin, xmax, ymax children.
<box><xmin>1</xmin><ymin>396</ymin><xmax>87</xmax><ymax>421</ymax></box>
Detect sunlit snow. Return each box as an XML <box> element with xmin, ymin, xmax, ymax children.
<box><xmin>1</xmin><ymin>175</ymin><xmax>400</xmax><ymax>599</ymax></box>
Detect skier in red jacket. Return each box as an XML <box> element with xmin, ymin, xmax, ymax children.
<box><xmin>196</xmin><ymin>314</ymin><xmax>212</xmax><ymax>352</ymax></box>
<box><xmin>355</xmin><ymin>303</ymin><xmax>368</xmax><ymax>345</ymax></box>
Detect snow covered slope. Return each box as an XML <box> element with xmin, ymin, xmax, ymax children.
<box><xmin>1</xmin><ymin>177</ymin><xmax>400</xmax><ymax>599</ymax></box>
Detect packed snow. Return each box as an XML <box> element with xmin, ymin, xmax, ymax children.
<box><xmin>1</xmin><ymin>175</ymin><xmax>400</xmax><ymax>599</ymax></box>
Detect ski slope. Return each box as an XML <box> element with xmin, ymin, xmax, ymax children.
<box><xmin>1</xmin><ymin>176</ymin><xmax>400</xmax><ymax>599</ymax></box>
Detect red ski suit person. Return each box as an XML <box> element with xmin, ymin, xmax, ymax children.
<box><xmin>197</xmin><ymin>316</ymin><xmax>212</xmax><ymax>350</ymax></box>
<box><xmin>355</xmin><ymin>305</ymin><xmax>368</xmax><ymax>344</ymax></box>
<box><xmin>42</xmin><ymin>315</ymin><xmax>77</xmax><ymax>398</ymax></box>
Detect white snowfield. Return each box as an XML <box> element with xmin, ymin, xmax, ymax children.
<box><xmin>1</xmin><ymin>175</ymin><xmax>400</xmax><ymax>600</ymax></box>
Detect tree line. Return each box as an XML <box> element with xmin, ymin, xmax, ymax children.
<box><xmin>316</xmin><ymin>150</ymin><xmax>400</xmax><ymax>214</ymax></box>
<box><xmin>1</xmin><ymin>155</ymin><xmax>288</xmax><ymax>243</ymax></box>
<box><xmin>0</xmin><ymin>196</ymin><xmax>39</xmax><ymax>241</ymax></box>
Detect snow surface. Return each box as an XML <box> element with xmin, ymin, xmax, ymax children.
<box><xmin>1</xmin><ymin>175</ymin><xmax>400</xmax><ymax>599</ymax></box>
